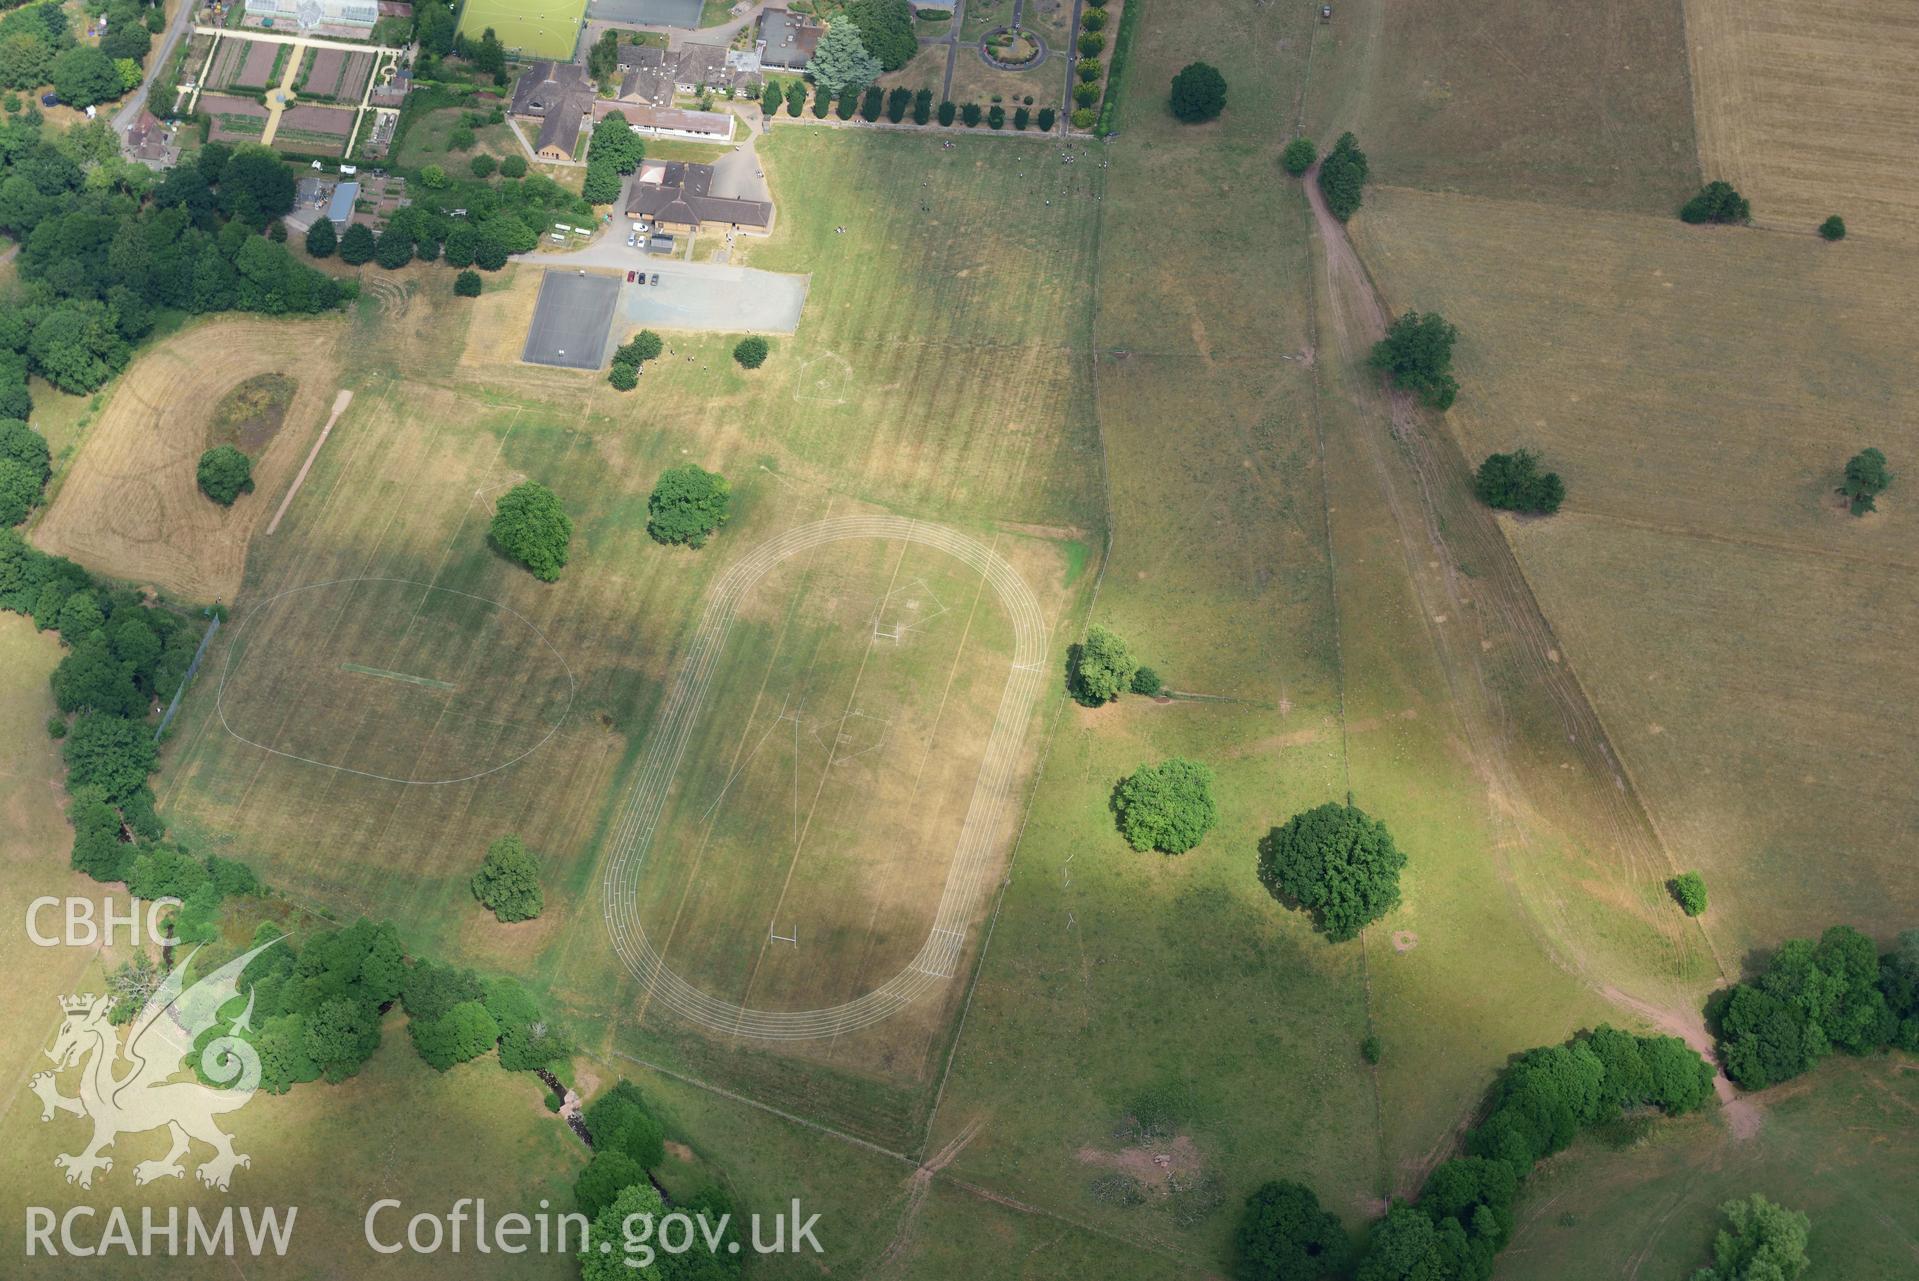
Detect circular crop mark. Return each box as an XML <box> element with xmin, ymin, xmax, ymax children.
<box><xmin>103</xmin><ymin>477</ymin><xmax>169</xmax><ymax>545</ymax></box>
<box><xmin>217</xmin><ymin>577</ymin><xmax>576</xmax><ymax>785</ymax></box>
<box><xmin>602</xmin><ymin>516</ymin><xmax>1048</xmax><ymax>1040</ymax></box>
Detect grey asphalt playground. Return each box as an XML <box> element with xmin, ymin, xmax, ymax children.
<box><xmin>522</xmin><ymin>271</ymin><xmax>622</xmax><ymax>369</ymax></box>
<box><xmin>615</xmin><ymin>264</ymin><xmax>809</xmax><ymax>334</ymax></box>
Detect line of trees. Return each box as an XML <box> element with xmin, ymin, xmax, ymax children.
<box><xmin>1238</xmin><ymin>1025</ymin><xmax>1717</xmax><ymax>1279</ymax></box>
<box><xmin>760</xmin><ymin>75</ymin><xmax>1059</xmax><ymax>134</ymax></box>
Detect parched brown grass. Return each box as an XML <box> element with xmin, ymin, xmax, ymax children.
<box><xmin>1687</xmin><ymin>0</ymin><xmax>1919</xmax><ymax>241</ymax></box>
<box><xmin>1352</xmin><ymin>184</ymin><xmax>1919</xmax><ymax>957</ymax></box>
<box><xmin>32</xmin><ymin>316</ymin><xmax>346</xmax><ymax>602</ymax></box>
<box><xmin>1301</xmin><ymin>0</ymin><xmax>1699</xmax><ymax>213</ymax></box>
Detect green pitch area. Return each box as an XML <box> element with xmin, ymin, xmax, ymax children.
<box><xmin>458</xmin><ymin>0</ymin><xmax>586</xmax><ymax>59</ymax></box>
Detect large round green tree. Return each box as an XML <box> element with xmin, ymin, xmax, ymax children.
<box><xmin>1070</xmin><ymin>623</ymin><xmax>1138</xmax><ymax>705</ymax></box>
<box><xmin>196</xmin><ymin>446</ymin><xmax>254</xmax><ymax>505</ymax></box>
<box><xmin>646</xmin><ymin>463</ymin><xmax>730</xmax><ymax>547</ymax></box>
<box><xmin>1236</xmin><ymin>1179</ymin><xmax>1349</xmax><ymax>1280</ymax></box>
<box><xmin>471</xmin><ymin>834</ymin><xmax>544</xmax><ymax>922</ymax></box>
<box><xmin>489</xmin><ymin>481</ymin><xmax>572</xmax><ymax>581</ymax></box>
<box><xmin>1113</xmin><ymin>758</ymin><xmax>1218</xmax><ymax>854</ymax></box>
<box><xmin>1257</xmin><ymin>802</ymin><xmax>1405</xmax><ymax>941</ymax></box>
<box><xmin>1169</xmin><ymin>61</ymin><xmax>1227</xmax><ymax>123</ymax></box>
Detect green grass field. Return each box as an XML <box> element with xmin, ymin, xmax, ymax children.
<box><xmin>458</xmin><ymin>0</ymin><xmax>586</xmax><ymax>59</ymax></box>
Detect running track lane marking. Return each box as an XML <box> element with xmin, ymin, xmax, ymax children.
<box><xmin>602</xmin><ymin>516</ymin><xmax>1049</xmax><ymax>1040</ymax></box>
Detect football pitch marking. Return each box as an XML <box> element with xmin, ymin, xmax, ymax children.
<box><xmin>215</xmin><ymin>577</ymin><xmax>576</xmax><ymax>785</ymax></box>
<box><xmin>601</xmin><ymin>516</ymin><xmax>1048</xmax><ymax>1040</ymax></box>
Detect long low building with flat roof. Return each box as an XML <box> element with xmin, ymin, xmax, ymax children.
<box><xmin>624</xmin><ymin>160</ymin><xmax>771</xmax><ymax>234</ymax></box>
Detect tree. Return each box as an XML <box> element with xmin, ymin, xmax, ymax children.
<box><xmin>1693</xmin><ymin>1194</ymin><xmax>1810</xmax><ymax>1281</ymax></box>
<box><xmin>63</xmin><ymin>712</ymin><xmax>156</xmax><ymax>803</ymax></box>
<box><xmin>420</xmin><ymin>163</ymin><xmax>446</xmax><ymax>189</ymax></box>
<box><xmin>938</xmin><ymin>99</ymin><xmax>956</xmax><ymax>126</ymax></box>
<box><xmin>1038</xmin><ymin>105</ymin><xmax>1056</xmax><ymax>131</ymax></box>
<box><xmin>51</xmin><ymin>46</ymin><xmax>122</xmax><ymax>109</ymax></box>
<box><xmin>574</xmin><ymin>1148</ymin><xmax>646</xmax><ymax>1218</ymax></box>
<box><xmin>471</xmin><ymin>834</ymin><xmax>544</xmax><ymax>922</ymax></box>
<box><xmin>1258</xmin><ymin>802</ymin><xmax>1406</xmax><ymax>942</ymax></box>
<box><xmin>582</xmin><ymin>158</ymin><xmax>622</xmax><ymax>205</ymax></box>
<box><xmin>453</xmin><ymin>269</ymin><xmax>482</xmax><ymax>297</ymax></box>
<box><xmin>1131</xmin><ymin>665</ymin><xmax>1162</xmax><ymax>696</ymax></box>
<box><xmin>616</xmin><ymin>330</ymin><xmax>663</xmax><ymax>364</ymax></box>
<box><xmin>1168</xmin><ymin>62</ymin><xmax>1227</xmax><ymax>123</ymax></box>
<box><xmin>578</xmin><ymin>1181</ymin><xmax>666</xmax><ymax>1280</ymax></box>
<box><xmin>489</xmin><ymin>481</ymin><xmax>572</xmax><ymax>581</ymax></box>
<box><xmin>590</xmin><ymin>111</ymin><xmax>645</xmax><ymax>174</ymax></box>
<box><xmin>1715</xmin><ymin>925</ymin><xmax>1897</xmax><ymax>1088</ymax></box>
<box><xmin>646</xmin><ymin>463</ymin><xmax>730</xmax><ymax>548</ymax></box>
<box><xmin>608</xmin><ymin>361</ymin><xmax>637</xmax><ymax>390</ymax></box>
<box><xmin>0</xmin><ymin>456</ymin><xmax>39</xmax><ymax>526</ymax></box>
<box><xmin>1236</xmin><ymin>1180</ymin><xmax>1348</xmax><ymax>1280</ymax></box>
<box><xmin>1473</xmin><ymin>449</ymin><xmax>1564</xmax><ymax>516</ymax></box>
<box><xmin>470</xmin><ymin>153</ymin><xmax>496</xmax><ymax>178</ymax></box>
<box><xmin>1817</xmin><ymin>214</ymin><xmax>1845</xmax><ymax>241</ymax></box>
<box><xmin>887</xmin><ymin>85</ymin><xmax>911</xmax><ymax>123</ymax></box>
<box><xmin>1670</xmin><ymin>871</ymin><xmax>1708</xmax><ymax>916</ymax></box>
<box><xmin>1681</xmin><ymin>180</ymin><xmax>1750</xmax><ymax>224</ymax></box>
<box><xmin>1069</xmin><ymin>624</ymin><xmax>1137</xmax><ymax>705</ymax></box>
<box><xmin>499</xmin><ymin>153</ymin><xmax>527</xmax><ymax>179</ymax></box>
<box><xmin>410</xmin><ymin>999</ymin><xmax>501</xmax><ymax>1070</ymax></box>
<box><xmin>338</xmin><ymin>222</ymin><xmax>376</xmax><ymax>265</ymax></box>
<box><xmin>1356</xmin><ymin>1204</ymin><xmax>1470</xmax><ymax>1281</ymax></box>
<box><xmin>1369</xmin><ymin>310</ymin><xmax>1460</xmax><ymax>410</ymax></box>
<box><xmin>196</xmin><ymin>445</ymin><xmax>254</xmax><ymax>505</ymax></box>
<box><xmin>52</xmin><ymin>633</ymin><xmax>143</xmax><ymax>717</ymax></box>
<box><xmin>1281</xmin><ymin>137</ymin><xmax>1316</xmax><ymax>175</ymax></box>
<box><xmin>849</xmin><ymin>0</ymin><xmax>917</xmax><ymax>71</ymax></box>
<box><xmin>786</xmin><ymin>79</ymin><xmax>808</xmax><ymax>117</ymax></box>
<box><xmin>584</xmin><ymin>1080</ymin><xmax>667</xmax><ymax>1169</ymax></box>
<box><xmin>1113</xmin><ymin>758</ymin><xmax>1217</xmax><ymax>854</ymax></box>
<box><xmin>301</xmin><ymin>995</ymin><xmax>380</xmax><ymax>1083</ymax></box>
<box><xmin>733</xmin><ymin>335</ymin><xmax>769</xmax><ymax>368</ymax></box>
<box><xmin>374</xmin><ymin>227</ymin><xmax>414</xmax><ymax>269</ymax></box>
<box><xmin>1840</xmin><ymin>447</ymin><xmax>1890</xmax><ymax>515</ymax></box>
<box><xmin>807</xmin><ymin>15</ymin><xmax>881</xmax><ymax>98</ymax></box>
<box><xmin>0</xmin><ymin>419</ymin><xmax>48</xmax><ymax>485</ymax></box>
<box><xmin>1316</xmin><ymin>132</ymin><xmax>1369</xmax><ymax>221</ymax></box>
<box><xmin>305</xmin><ymin>216</ymin><xmax>337</xmax><ymax>258</ymax></box>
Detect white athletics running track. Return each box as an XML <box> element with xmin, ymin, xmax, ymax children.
<box><xmin>601</xmin><ymin>515</ymin><xmax>1048</xmax><ymax>1039</ymax></box>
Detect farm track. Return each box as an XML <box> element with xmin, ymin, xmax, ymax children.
<box><xmin>602</xmin><ymin>515</ymin><xmax>1048</xmax><ymax>1040</ymax></box>
<box><xmin>1304</xmin><ymin>167</ymin><xmax>1732</xmax><ymax>1038</ymax></box>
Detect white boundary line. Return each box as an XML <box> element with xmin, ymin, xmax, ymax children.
<box><xmin>601</xmin><ymin>516</ymin><xmax>1048</xmax><ymax>1040</ymax></box>
<box><xmin>215</xmin><ymin>576</ymin><xmax>578</xmax><ymax>785</ymax></box>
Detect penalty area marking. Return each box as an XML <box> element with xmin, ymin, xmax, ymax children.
<box><xmin>601</xmin><ymin>515</ymin><xmax>1049</xmax><ymax>1041</ymax></box>
<box><xmin>265</xmin><ymin>389</ymin><xmax>353</xmax><ymax>536</ymax></box>
<box><xmin>216</xmin><ymin>577</ymin><xmax>576</xmax><ymax>786</ymax></box>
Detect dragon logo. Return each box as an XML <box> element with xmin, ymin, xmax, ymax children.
<box><xmin>31</xmin><ymin>940</ymin><xmax>278</xmax><ymax>1191</ymax></box>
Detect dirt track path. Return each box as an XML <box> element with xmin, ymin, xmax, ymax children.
<box><xmin>1301</xmin><ymin>165</ymin><xmax>1752</xmax><ymax>1134</ymax></box>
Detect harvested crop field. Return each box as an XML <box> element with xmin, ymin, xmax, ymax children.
<box><xmin>301</xmin><ymin>47</ymin><xmax>374</xmax><ymax>101</ymax></box>
<box><xmin>1300</xmin><ymin>0</ymin><xmax>1700</xmax><ymax>213</ymax></box>
<box><xmin>276</xmin><ymin>103</ymin><xmax>357</xmax><ymax>153</ymax></box>
<box><xmin>1686</xmin><ymin>0</ymin><xmax>1919</xmax><ymax>241</ymax></box>
<box><xmin>1351</xmin><ymin>184</ymin><xmax>1919</xmax><ymax>957</ymax></box>
<box><xmin>209</xmin><ymin>35</ymin><xmax>280</xmax><ymax>89</ymax></box>
<box><xmin>32</xmin><ymin>316</ymin><xmax>347</xmax><ymax>602</ymax></box>
<box><xmin>201</xmin><ymin>93</ymin><xmax>269</xmax><ymax>143</ymax></box>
